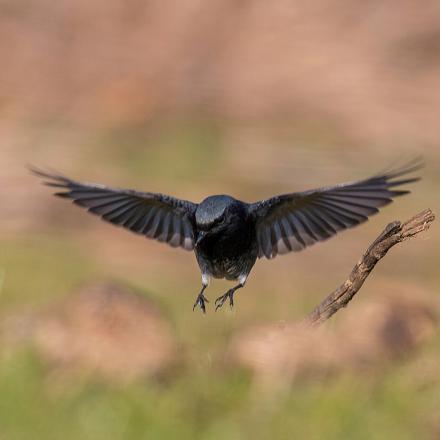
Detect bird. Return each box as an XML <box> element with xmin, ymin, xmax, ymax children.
<box><xmin>30</xmin><ymin>159</ymin><xmax>421</xmax><ymax>313</ymax></box>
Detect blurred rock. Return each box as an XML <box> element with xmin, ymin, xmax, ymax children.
<box><xmin>230</xmin><ymin>286</ymin><xmax>438</xmax><ymax>385</ymax></box>
<box><xmin>5</xmin><ymin>282</ymin><xmax>177</xmax><ymax>381</ymax></box>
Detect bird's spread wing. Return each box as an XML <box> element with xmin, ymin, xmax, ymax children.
<box><xmin>31</xmin><ymin>167</ymin><xmax>198</xmax><ymax>250</ymax></box>
<box><xmin>249</xmin><ymin>160</ymin><xmax>422</xmax><ymax>259</ymax></box>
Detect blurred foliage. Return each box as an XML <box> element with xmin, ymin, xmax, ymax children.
<box><xmin>0</xmin><ymin>347</ymin><xmax>438</xmax><ymax>439</ymax></box>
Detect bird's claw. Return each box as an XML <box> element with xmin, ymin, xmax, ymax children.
<box><xmin>215</xmin><ymin>289</ymin><xmax>234</xmax><ymax>311</ymax></box>
<box><xmin>193</xmin><ymin>293</ymin><xmax>209</xmax><ymax>313</ymax></box>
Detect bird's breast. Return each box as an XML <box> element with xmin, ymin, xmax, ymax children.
<box><xmin>195</xmin><ymin>222</ymin><xmax>257</xmax><ymax>280</ymax></box>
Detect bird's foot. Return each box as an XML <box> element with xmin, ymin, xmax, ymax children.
<box><xmin>215</xmin><ymin>289</ymin><xmax>235</xmax><ymax>311</ymax></box>
<box><xmin>193</xmin><ymin>292</ymin><xmax>209</xmax><ymax>313</ymax></box>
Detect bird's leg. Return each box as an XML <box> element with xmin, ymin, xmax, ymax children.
<box><xmin>215</xmin><ymin>282</ymin><xmax>244</xmax><ymax>311</ymax></box>
<box><xmin>193</xmin><ymin>284</ymin><xmax>209</xmax><ymax>313</ymax></box>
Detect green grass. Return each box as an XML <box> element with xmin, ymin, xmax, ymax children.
<box><xmin>0</xmin><ymin>348</ymin><xmax>436</xmax><ymax>439</ymax></box>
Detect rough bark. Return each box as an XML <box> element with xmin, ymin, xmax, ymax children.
<box><xmin>303</xmin><ymin>209</ymin><xmax>435</xmax><ymax>327</ymax></box>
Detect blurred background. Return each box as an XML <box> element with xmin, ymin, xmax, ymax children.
<box><xmin>1</xmin><ymin>1</ymin><xmax>440</xmax><ymax>439</ymax></box>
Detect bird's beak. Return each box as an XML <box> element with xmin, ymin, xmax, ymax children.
<box><xmin>196</xmin><ymin>231</ymin><xmax>206</xmax><ymax>246</ymax></box>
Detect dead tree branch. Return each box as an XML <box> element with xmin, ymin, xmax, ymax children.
<box><xmin>303</xmin><ymin>209</ymin><xmax>435</xmax><ymax>328</ymax></box>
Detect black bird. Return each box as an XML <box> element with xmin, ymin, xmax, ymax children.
<box><xmin>30</xmin><ymin>160</ymin><xmax>421</xmax><ymax>313</ymax></box>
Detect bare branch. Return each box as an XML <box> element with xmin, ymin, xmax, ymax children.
<box><xmin>303</xmin><ymin>209</ymin><xmax>435</xmax><ymax>328</ymax></box>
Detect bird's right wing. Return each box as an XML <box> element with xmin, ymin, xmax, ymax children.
<box><xmin>31</xmin><ymin>167</ymin><xmax>198</xmax><ymax>250</ymax></box>
<box><xmin>249</xmin><ymin>160</ymin><xmax>422</xmax><ymax>259</ymax></box>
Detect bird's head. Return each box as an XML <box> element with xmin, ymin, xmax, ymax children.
<box><xmin>195</xmin><ymin>195</ymin><xmax>247</xmax><ymax>243</ymax></box>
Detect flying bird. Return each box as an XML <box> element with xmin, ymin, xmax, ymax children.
<box><xmin>30</xmin><ymin>160</ymin><xmax>421</xmax><ymax>313</ymax></box>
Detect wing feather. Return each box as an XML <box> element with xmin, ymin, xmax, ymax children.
<box><xmin>31</xmin><ymin>167</ymin><xmax>197</xmax><ymax>251</ymax></box>
<box><xmin>250</xmin><ymin>160</ymin><xmax>422</xmax><ymax>259</ymax></box>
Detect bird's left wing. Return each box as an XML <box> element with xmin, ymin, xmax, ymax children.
<box><xmin>31</xmin><ymin>167</ymin><xmax>198</xmax><ymax>250</ymax></box>
<box><xmin>249</xmin><ymin>160</ymin><xmax>422</xmax><ymax>259</ymax></box>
